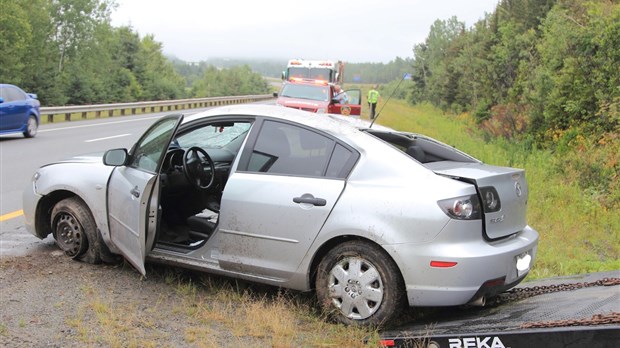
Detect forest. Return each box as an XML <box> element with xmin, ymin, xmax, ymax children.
<box><xmin>406</xmin><ymin>0</ymin><xmax>618</xmax><ymax>141</ymax></box>
<box><xmin>0</xmin><ymin>0</ymin><xmax>271</xmax><ymax>106</ymax></box>
<box><xmin>399</xmin><ymin>0</ymin><xmax>618</xmax><ymax>208</ymax></box>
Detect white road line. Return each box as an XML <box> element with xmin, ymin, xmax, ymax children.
<box><xmin>85</xmin><ymin>134</ymin><xmax>132</xmax><ymax>142</ymax></box>
<box><xmin>39</xmin><ymin>116</ymin><xmax>158</xmax><ymax>133</ymax></box>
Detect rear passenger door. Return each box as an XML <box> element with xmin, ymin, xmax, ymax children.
<box><xmin>216</xmin><ymin>120</ymin><xmax>358</xmax><ymax>280</ymax></box>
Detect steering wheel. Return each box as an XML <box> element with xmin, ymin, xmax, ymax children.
<box><xmin>182</xmin><ymin>146</ymin><xmax>215</xmax><ymax>190</ymax></box>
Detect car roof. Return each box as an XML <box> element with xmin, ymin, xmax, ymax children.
<box><xmin>184</xmin><ymin>104</ymin><xmax>378</xmax><ymax>138</ymax></box>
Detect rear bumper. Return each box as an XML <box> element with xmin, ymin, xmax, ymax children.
<box><xmin>384</xmin><ymin>223</ymin><xmax>539</xmax><ymax>307</ymax></box>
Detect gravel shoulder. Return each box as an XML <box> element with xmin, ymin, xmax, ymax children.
<box><xmin>0</xmin><ymin>244</ymin><xmax>248</xmax><ymax>348</ymax></box>
<box><xmin>0</xmin><ymin>243</ymin><xmax>375</xmax><ymax>348</ymax></box>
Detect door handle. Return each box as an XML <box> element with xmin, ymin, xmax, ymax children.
<box><xmin>293</xmin><ymin>194</ymin><xmax>326</xmax><ymax>206</ymax></box>
<box><xmin>130</xmin><ymin>186</ymin><xmax>140</xmax><ymax>198</ymax></box>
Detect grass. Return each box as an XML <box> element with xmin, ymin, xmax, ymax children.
<box><xmin>61</xmin><ymin>268</ymin><xmax>381</xmax><ymax>347</ymax></box>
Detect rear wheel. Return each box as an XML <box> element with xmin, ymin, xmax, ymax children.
<box><xmin>51</xmin><ymin>197</ymin><xmax>114</xmax><ymax>264</ymax></box>
<box><xmin>316</xmin><ymin>240</ymin><xmax>406</xmax><ymax>326</ymax></box>
<box><xmin>23</xmin><ymin>115</ymin><xmax>38</xmax><ymax>138</ymax></box>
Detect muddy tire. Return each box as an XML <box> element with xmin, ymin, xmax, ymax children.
<box><xmin>51</xmin><ymin>197</ymin><xmax>104</xmax><ymax>264</ymax></box>
<box><xmin>316</xmin><ymin>240</ymin><xmax>406</xmax><ymax>327</ymax></box>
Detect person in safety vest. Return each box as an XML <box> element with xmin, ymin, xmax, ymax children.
<box><xmin>367</xmin><ymin>85</ymin><xmax>380</xmax><ymax>119</ymax></box>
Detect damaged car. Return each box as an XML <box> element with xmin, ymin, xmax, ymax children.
<box><xmin>23</xmin><ymin>104</ymin><xmax>538</xmax><ymax>326</ymax></box>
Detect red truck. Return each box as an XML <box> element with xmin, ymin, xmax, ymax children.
<box><xmin>274</xmin><ymin>78</ymin><xmax>361</xmax><ymax>116</ymax></box>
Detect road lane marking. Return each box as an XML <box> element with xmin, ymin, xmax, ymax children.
<box><xmin>0</xmin><ymin>210</ymin><xmax>23</xmax><ymax>222</ymax></box>
<box><xmin>39</xmin><ymin>116</ymin><xmax>159</xmax><ymax>133</ymax></box>
<box><xmin>85</xmin><ymin>134</ymin><xmax>131</xmax><ymax>142</ymax></box>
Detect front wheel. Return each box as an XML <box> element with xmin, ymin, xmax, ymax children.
<box><xmin>23</xmin><ymin>115</ymin><xmax>38</xmax><ymax>138</ymax></box>
<box><xmin>315</xmin><ymin>240</ymin><xmax>406</xmax><ymax>326</ymax></box>
<box><xmin>51</xmin><ymin>197</ymin><xmax>118</xmax><ymax>264</ymax></box>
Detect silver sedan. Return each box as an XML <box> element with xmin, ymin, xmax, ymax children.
<box><xmin>23</xmin><ymin>104</ymin><xmax>538</xmax><ymax>326</ymax></box>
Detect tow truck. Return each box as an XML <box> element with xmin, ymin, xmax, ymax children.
<box><xmin>376</xmin><ymin>271</ymin><xmax>620</xmax><ymax>348</ymax></box>
<box><xmin>274</xmin><ymin>78</ymin><xmax>362</xmax><ymax>116</ymax></box>
<box><xmin>282</xmin><ymin>59</ymin><xmax>345</xmax><ymax>85</ymax></box>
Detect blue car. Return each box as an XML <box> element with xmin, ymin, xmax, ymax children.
<box><xmin>0</xmin><ymin>84</ymin><xmax>41</xmax><ymax>138</ymax></box>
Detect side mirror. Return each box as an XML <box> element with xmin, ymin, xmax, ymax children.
<box><xmin>273</xmin><ymin>92</ymin><xmax>278</xmax><ymax>97</ymax></box>
<box><xmin>0</xmin><ymin>97</ymin><xmax>4</xmax><ymax>104</ymax></box>
<box><xmin>27</xmin><ymin>93</ymin><xmax>38</xmax><ymax>100</ymax></box>
<box><xmin>103</xmin><ymin>148</ymin><xmax>128</xmax><ymax>166</ymax></box>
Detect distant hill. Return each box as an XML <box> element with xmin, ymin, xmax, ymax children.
<box><xmin>168</xmin><ymin>56</ymin><xmax>286</xmax><ymax>81</ymax></box>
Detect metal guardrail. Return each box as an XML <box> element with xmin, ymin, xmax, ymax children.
<box><xmin>40</xmin><ymin>94</ymin><xmax>274</xmax><ymax>123</ymax></box>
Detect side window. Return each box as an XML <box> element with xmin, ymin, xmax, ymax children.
<box><xmin>345</xmin><ymin>89</ymin><xmax>361</xmax><ymax>105</ymax></box>
<box><xmin>247</xmin><ymin>121</ymin><xmax>334</xmax><ymax>177</ymax></box>
<box><xmin>2</xmin><ymin>86</ymin><xmax>25</xmax><ymax>102</ymax></box>
<box><xmin>129</xmin><ymin>117</ymin><xmax>180</xmax><ymax>172</ymax></box>
<box><xmin>325</xmin><ymin>144</ymin><xmax>355</xmax><ymax>178</ymax></box>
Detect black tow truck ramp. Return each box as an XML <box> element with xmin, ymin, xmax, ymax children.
<box><xmin>378</xmin><ymin>271</ymin><xmax>620</xmax><ymax>348</ymax></box>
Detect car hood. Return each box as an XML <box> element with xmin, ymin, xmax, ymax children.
<box><xmin>427</xmin><ymin>161</ymin><xmax>529</xmax><ymax>240</ymax></box>
<box><xmin>53</xmin><ymin>152</ymin><xmax>105</xmax><ymax>164</ymax></box>
<box><xmin>277</xmin><ymin>97</ymin><xmax>327</xmax><ymax>111</ymax></box>
<box><xmin>40</xmin><ymin>152</ymin><xmax>108</xmax><ymax>171</ymax></box>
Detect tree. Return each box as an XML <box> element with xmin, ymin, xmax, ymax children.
<box><xmin>408</xmin><ymin>17</ymin><xmax>466</xmax><ymax>111</ymax></box>
<box><xmin>0</xmin><ymin>0</ymin><xmax>32</xmax><ymax>85</ymax></box>
<box><xmin>48</xmin><ymin>0</ymin><xmax>114</xmax><ymax>73</ymax></box>
<box><xmin>134</xmin><ymin>35</ymin><xmax>186</xmax><ymax>100</ymax></box>
<box><xmin>191</xmin><ymin>65</ymin><xmax>269</xmax><ymax>98</ymax></box>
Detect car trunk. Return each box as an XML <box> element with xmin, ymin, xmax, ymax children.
<box><xmin>426</xmin><ymin>161</ymin><xmax>529</xmax><ymax>240</ymax></box>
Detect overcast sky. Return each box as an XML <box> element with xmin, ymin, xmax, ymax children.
<box><xmin>110</xmin><ymin>0</ymin><xmax>499</xmax><ymax>63</ymax></box>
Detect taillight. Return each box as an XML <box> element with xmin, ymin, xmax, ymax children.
<box><xmin>438</xmin><ymin>195</ymin><xmax>482</xmax><ymax>220</ymax></box>
<box><xmin>479</xmin><ymin>187</ymin><xmax>501</xmax><ymax>213</ymax></box>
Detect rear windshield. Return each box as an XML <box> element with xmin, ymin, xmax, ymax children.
<box><xmin>364</xmin><ymin>129</ymin><xmax>478</xmax><ymax>164</ymax></box>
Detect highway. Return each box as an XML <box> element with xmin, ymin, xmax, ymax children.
<box><xmin>0</xmin><ymin>106</ymin><xmax>218</xmax><ymax>256</ymax></box>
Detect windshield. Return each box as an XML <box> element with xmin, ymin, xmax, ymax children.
<box><xmin>288</xmin><ymin>67</ymin><xmax>334</xmax><ymax>82</ymax></box>
<box><xmin>280</xmin><ymin>84</ymin><xmax>330</xmax><ymax>102</ymax></box>
<box><xmin>176</xmin><ymin>122</ymin><xmax>251</xmax><ymax>149</ymax></box>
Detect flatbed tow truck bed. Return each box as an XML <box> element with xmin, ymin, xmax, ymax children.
<box><xmin>378</xmin><ymin>271</ymin><xmax>620</xmax><ymax>348</ymax></box>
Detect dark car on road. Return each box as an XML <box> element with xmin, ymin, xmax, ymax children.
<box><xmin>0</xmin><ymin>83</ymin><xmax>41</xmax><ymax>138</ymax></box>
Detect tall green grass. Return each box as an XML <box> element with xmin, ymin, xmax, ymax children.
<box><xmin>375</xmin><ymin>99</ymin><xmax>620</xmax><ymax>279</ymax></box>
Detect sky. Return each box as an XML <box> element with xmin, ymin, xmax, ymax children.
<box><xmin>110</xmin><ymin>0</ymin><xmax>500</xmax><ymax>63</ymax></box>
